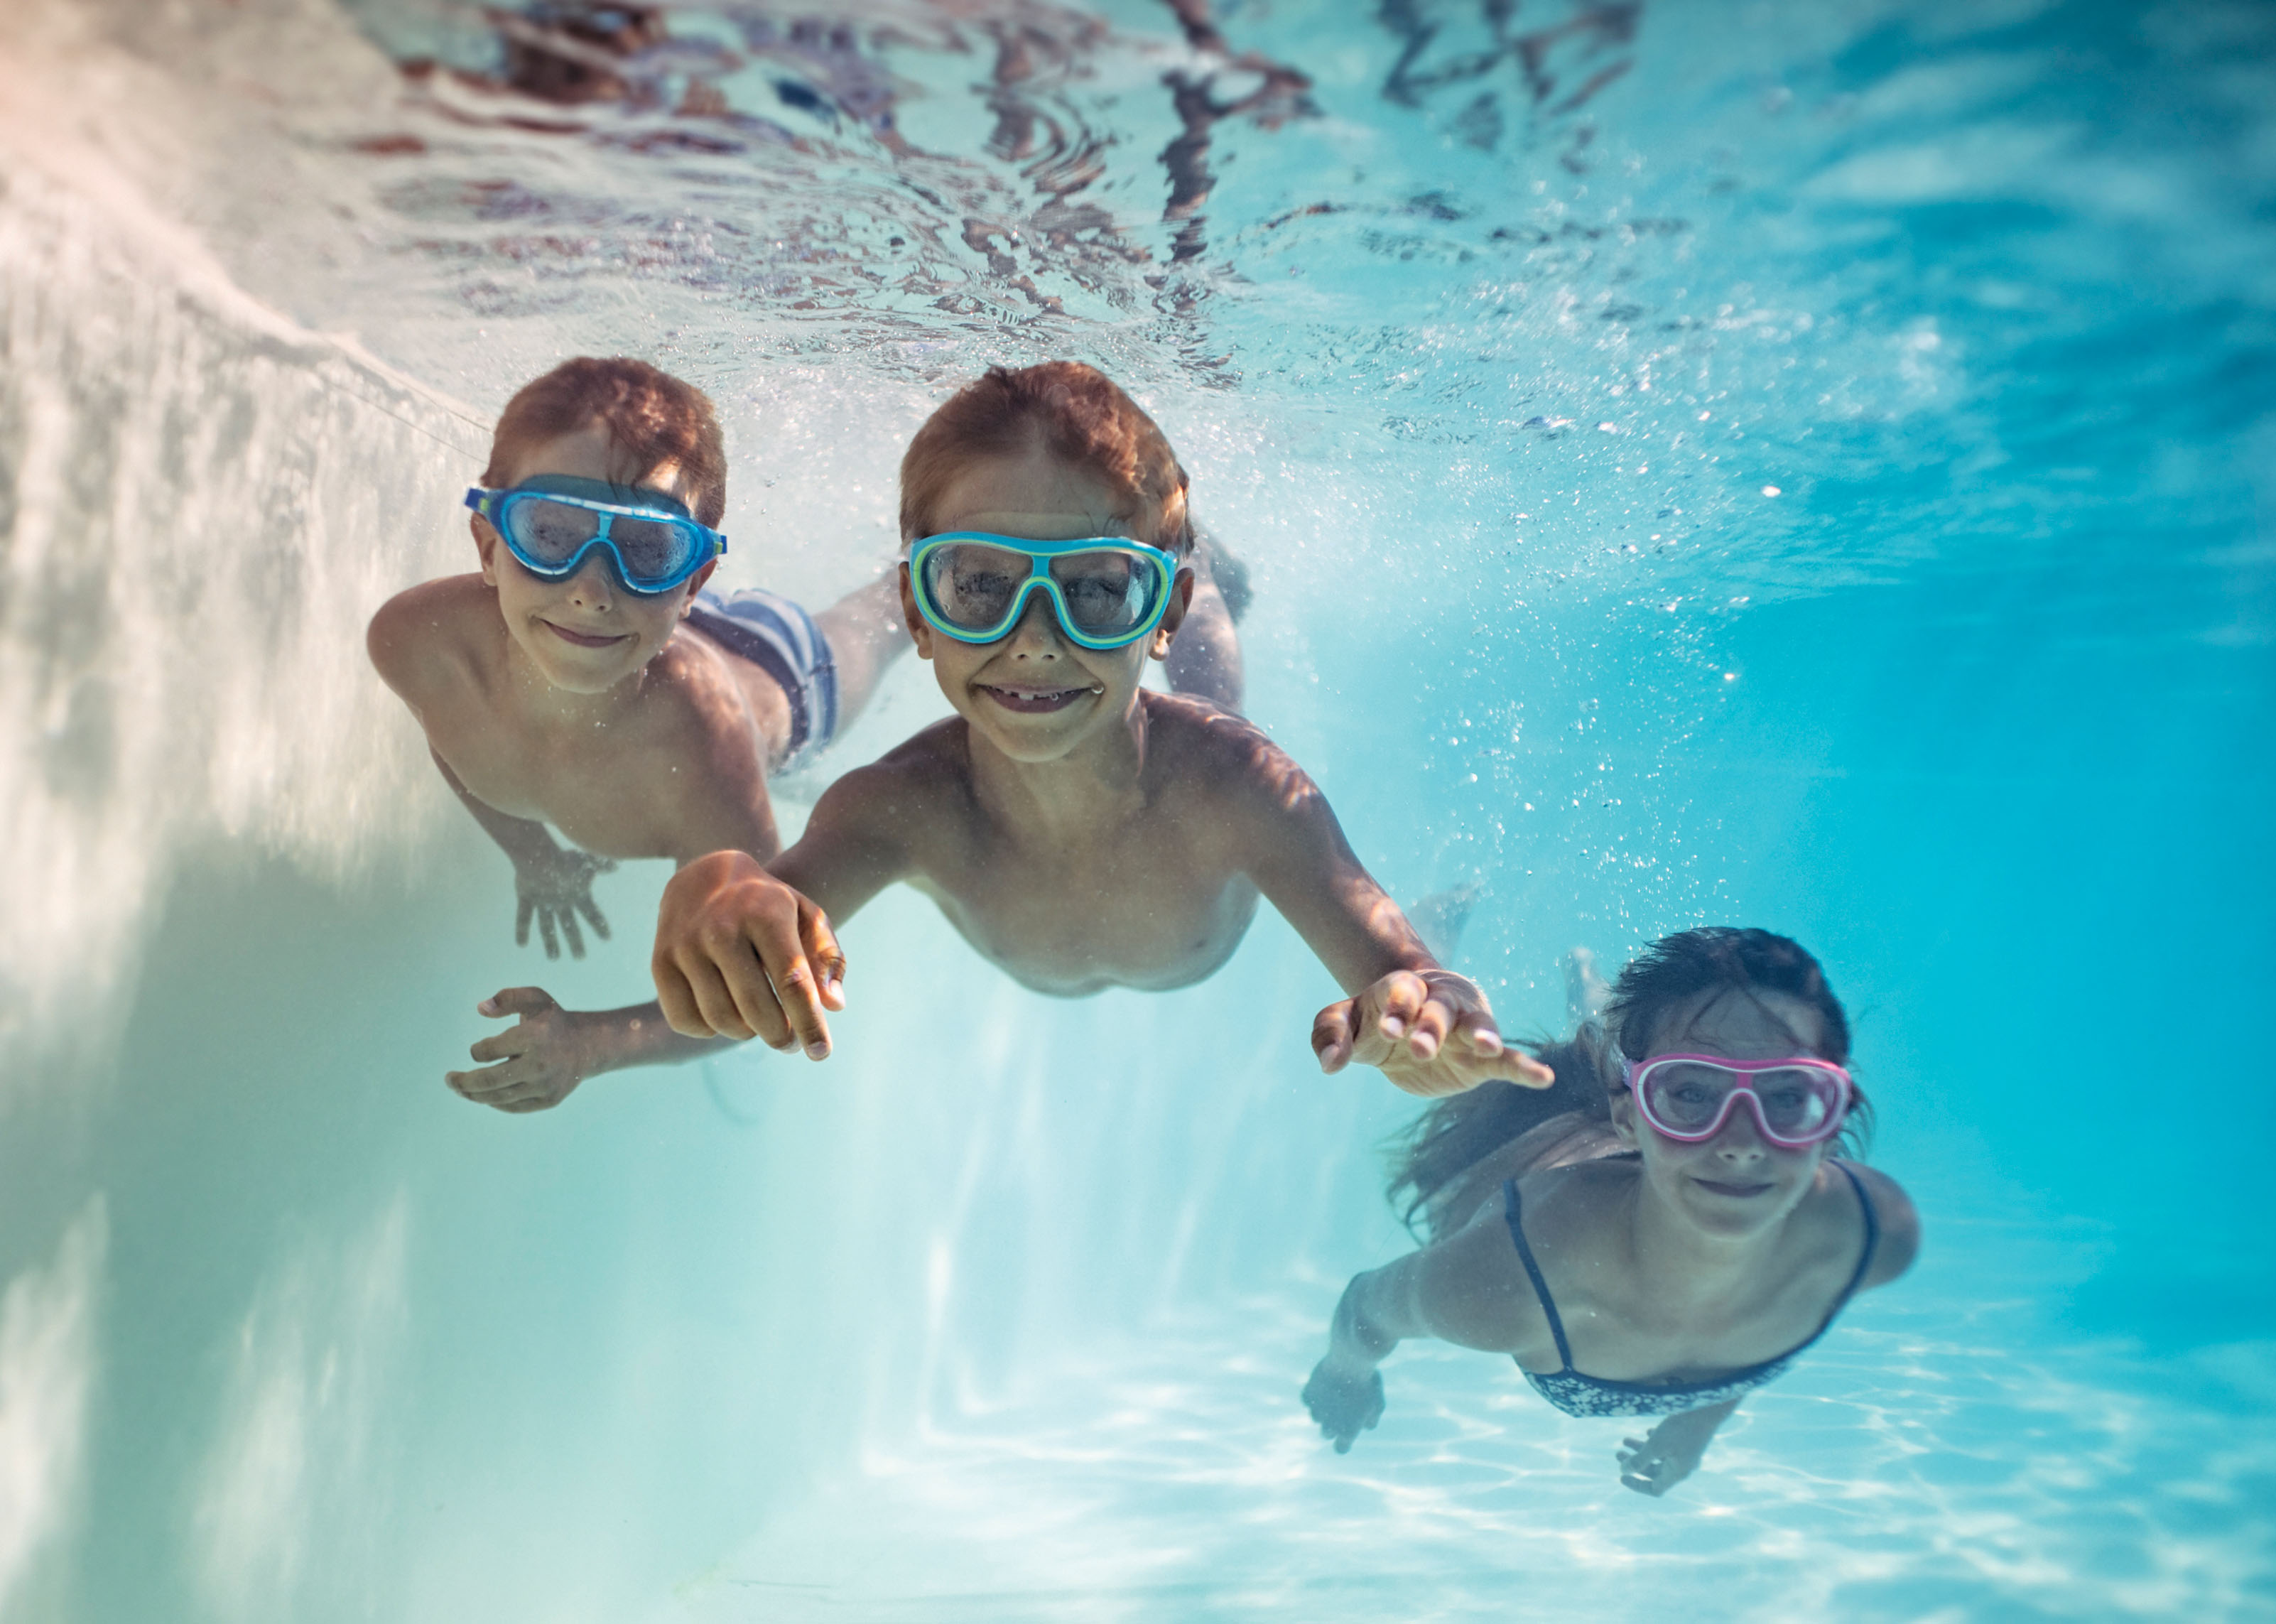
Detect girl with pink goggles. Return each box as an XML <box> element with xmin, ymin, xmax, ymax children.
<box><xmin>1620</xmin><ymin>1054</ymin><xmax>1853</xmax><ymax>1148</ymax></box>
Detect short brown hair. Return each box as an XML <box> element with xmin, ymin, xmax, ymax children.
<box><xmin>899</xmin><ymin>362</ymin><xmax>1192</xmax><ymax>554</ymax></box>
<box><xmin>484</xmin><ymin>357</ymin><xmax>727</xmax><ymax>527</ymax></box>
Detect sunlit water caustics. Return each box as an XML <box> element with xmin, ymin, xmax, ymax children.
<box><xmin>2</xmin><ymin>0</ymin><xmax>2272</xmax><ymax>1618</ymax></box>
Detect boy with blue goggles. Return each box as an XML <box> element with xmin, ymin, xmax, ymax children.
<box><xmin>371</xmin><ymin>357</ymin><xmax>910</xmax><ymax>1116</ymax></box>
<box><xmin>465</xmin><ymin>475</ymin><xmax>727</xmax><ymax>595</ymax></box>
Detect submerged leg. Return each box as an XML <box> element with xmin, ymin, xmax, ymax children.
<box><xmin>1564</xmin><ymin>946</ymin><xmax>1610</xmax><ymax>1027</ymax></box>
<box><xmin>811</xmin><ymin>568</ymin><xmax>911</xmax><ymax>738</ymax></box>
<box><xmin>1408</xmin><ymin>877</ymin><xmax>1485</xmax><ymax>964</ymax></box>
<box><xmin>1163</xmin><ymin>524</ymin><xmax>1247</xmax><ymax>713</ymax></box>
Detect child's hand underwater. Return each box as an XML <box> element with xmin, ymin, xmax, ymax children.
<box><xmin>1617</xmin><ymin>1417</ymin><xmax>1713</xmax><ymax>1497</ymax></box>
<box><xmin>448</xmin><ymin>987</ymin><xmax>595</xmax><ymax>1113</ymax></box>
<box><xmin>511</xmin><ymin>844</ymin><xmax>616</xmax><ymax>960</ymax></box>
<box><xmin>1301</xmin><ymin>1359</ymin><xmax>1386</xmax><ymax>1454</ymax></box>
<box><xmin>1311</xmin><ymin>969</ymin><xmax>1554</xmax><ymax>1098</ymax></box>
<box><xmin>651</xmin><ymin>850</ymin><xmax>846</xmax><ymax>1056</ymax></box>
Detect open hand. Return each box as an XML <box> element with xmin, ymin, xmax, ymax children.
<box><xmin>446</xmin><ymin>987</ymin><xmax>593</xmax><ymax>1113</ymax></box>
<box><xmin>514</xmin><ymin>845</ymin><xmax>616</xmax><ymax>959</ymax></box>
<box><xmin>1617</xmin><ymin>1414</ymin><xmax>1713</xmax><ymax>1497</ymax></box>
<box><xmin>651</xmin><ymin>850</ymin><xmax>845</xmax><ymax>1055</ymax></box>
<box><xmin>1311</xmin><ymin>969</ymin><xmax>1554</xmax><ymax>1098</ymax></box>
<box><xmin>1301</xmin><ymin>1360</ymin><xmax>1385</xmax><ymax>1454</ymax></box>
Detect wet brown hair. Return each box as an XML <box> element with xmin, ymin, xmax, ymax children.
<box><xmin>1387</xmin><ymin>928</ymin><xmax>1873</xmax><ymax>1238</ymax></box>
<box><xmin>1607</xmin><ymin>928</ymin><xmax>1851</xmax><ymax>1063</ymax></box>
<box><xmin>899</xmin><ymin>362</ymin><xmax>1193</xmax><ymax>554</ymax></box>
<box><xmin>484</xmin><ymin>357</ymin><xmax>727</xmax><ymax>528</ymax></box>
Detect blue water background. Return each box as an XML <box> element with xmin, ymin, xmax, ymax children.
<box><xmin>0</xmin><ymin>0</ymin><xmax>2271</xmax><ymax>1618</ymax></box>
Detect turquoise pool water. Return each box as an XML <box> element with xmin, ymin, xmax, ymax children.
<box><xmin>1</xmin><ymin>0</ymin><xmax>2270</xmax><ymax>1618</ymax></box>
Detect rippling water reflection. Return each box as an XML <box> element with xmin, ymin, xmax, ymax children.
<box><xmin>3</xmin><ymin>1</ymin><xmax>2273</xmax><ymax>1619</ymax></box>
<box><xmin>673</xmin><ymin>1278</ymin><xmax>2276</xmax><ymax>1621</ymax></box>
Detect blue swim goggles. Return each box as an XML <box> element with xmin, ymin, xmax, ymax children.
<box><xmin>909</xmin><ymin>531</ymin><xmax>1181</xmax><ymax>651</ymax></box>
<box><xmin>465</xmin><ymin>476</ymin><xmax>726</xmax><ymax>595</ymax></box>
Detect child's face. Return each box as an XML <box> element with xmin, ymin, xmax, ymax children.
<box><xmin>1611</xmin><ymin>988</ymin><xmax>1836</xmax><ymax>1238</ymax></box>
<box><xmin>904</xmin><ymin>445</ymin><xmax>1191</xmax><ymax>763</ymax></box>
<box><xmin>475</xmin><ymin>421</ymin><xmax>717</xmax><ymax>695</ymax></box>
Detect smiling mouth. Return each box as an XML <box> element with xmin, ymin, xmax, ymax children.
<box><xmin>1695</xmin><ymin>1178</ymin><xmax>1774</xmax><ymax>1198</ymax></box>
<box><xmin>975</xmin><ymin>683</ymin><xmax>1094</xmax><ymax>714</ymax></box>
<box><xmin>542</xmin><ymin>619</ymin><xmax>632</xmax><ymax>649</ymax></box>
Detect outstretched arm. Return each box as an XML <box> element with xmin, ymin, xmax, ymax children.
<box><xmin>650</xmin><ymin>764</ymin><xmax>916</xmax><ymax>1051</ymax></box>
<box><xmin>367</xmin><ymin>585</ymin><xmax>617</xmax><ymax>958</ymax></box>
<box><xmin>1304</xmin><ymin>1214</ymin><xmax>1542</xmax><ymax>1451</ymax></box>
<box><xmin>1232</xmin><ymin>742</ymin><xmax>1550</xmax><ymax>1097</ymax></box>
<box><xmin>446</xmin><ymin>987</ymin><xmax>730</xmax><ymax>1113</ymax></box>
<box><xmin>429</xmin><ymin>750</ymin><xmax>617</xmax><ymax>958</ymax></box>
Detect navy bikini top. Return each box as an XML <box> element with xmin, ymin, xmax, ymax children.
<box><xmin>1501</xmin><ymin>1162</ymin><xmax>1880</xmax><ymax>1419</ymax></box>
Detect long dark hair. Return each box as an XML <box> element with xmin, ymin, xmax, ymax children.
<box><xmin>1387</xmin><ymin>928</ymin><xmax>1873</xmax><ymax>1236</ymax></box>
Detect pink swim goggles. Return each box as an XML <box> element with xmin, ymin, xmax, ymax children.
<box><xmin>1620</xmin><ymin>1054</ymin><xmax>1853</xmax><ymax>1148</ymax></box>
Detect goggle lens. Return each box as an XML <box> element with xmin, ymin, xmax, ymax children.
<box><xmin>608</xmin><ymin>514</ymin><xmax>687</xmax><ymax>580</ymax></box>
<box><xmin>503</xmin><ymin>497</ymin><xmax>604</xmax><ymax>565</ymax></box>
<box><xmin>1633</xmin><ymin>1059</ymin><xmax>1848</xmax><ymax>1145</ymax></box>
<box><xmin>921</xmin><ymin>541</ymin><xmax>1028</xmax><ymax>631</ymax></box>
<box><xmin>1051</xmin><ymin>550</ymin><xmax>1158</xmax><ymax>637</ymax></box>
<box><xmin>916</xmin><ymin>537</ymin><xmax>1169</xmax><ymax>646</ymax></box>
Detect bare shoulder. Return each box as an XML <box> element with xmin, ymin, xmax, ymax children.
<box><xmin>864</xmin><ymin>715</ymin><xmax>972</xmax><ymax>793</ymax></box>
<box><xmin>1415</xmin><ymin>1163</ymin><xmax>1566</xmax><ymax>1359</ymax></box>
<box><xmin>809</xmin><ymin>718</ymin><xmax>971</xmax><ymax>831</ymax></box>
<box><xmin>1512</xmin><ymin>1156</ymin><xmax>1643</xmax><ymax>1268</ymax></box>
<box><xmin>367</xmin><ymin>575</ymin><xmax>495</xmax><ymax>701</ymax></box>
<box><xmin>1141</xmin><ymin>691</ymin><xmax>1321</xmax><ymax>810</ymax></box>
<box><xmin>641</xmin><ymin>629</ymin><xmax>771</xmax><ymax>752</ymax></box>
<box><xmin>1838</xmin><ymin>1161</ymin><xmax>1920</xmax><ymax>1288</ymax></box>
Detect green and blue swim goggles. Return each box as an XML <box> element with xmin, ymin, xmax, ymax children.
<box><xmin>466</xmin><ymin>476</ymin><xmax>726</xmax><ymax>595</ymax></box>
<box><xmin>909</xmin><ymin>532</ymin><xmax>1182</xmax><ymax>651</ymax></box>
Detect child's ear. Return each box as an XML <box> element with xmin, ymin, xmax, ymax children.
<box><xmin>679</xmin><ymin>557</ymin><xmax>721</xmax><ymax>615</ymax></box>
<box><xmin>1151</xmin><ymin>565</ymin><xmax>1196</xmax><ymax>659</ymax></box>
<box><xmin>1608</xmin><ymin>1088</ymin><xmax>1642</xmax><ymax>1151</ymax></box>
<box><xmin>897</xmin><ymin>561</ymin><xmax>934</xmax><ymax>659</ymax></box>
<box><xmin>472</xmin><ymin>516</ymin><xmax>502</xmax><ymax>585</ymax></box>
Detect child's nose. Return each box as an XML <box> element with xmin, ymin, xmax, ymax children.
<box><xmin>1004</xmin><ymin>589</ymin><xmax>1066</xmax><ymax>656</ymax></box>
<box><xmin>563</xmin><ymin>552</ymin><xmax>619</xmax><ymax>608</ymax></box>
<box><xmin>1711</xmin><ymin>1100</ymin><xmax>1770</xmax><ymax>1160</ymax></box>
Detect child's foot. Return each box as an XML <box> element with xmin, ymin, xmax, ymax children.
<box><xmin>1409</xmin><ymin>877</ymin><xmax>1484</xmax><ymax>963</ymax></box>
<box><xmin>1563</xmin><ymin>946</ymin><xmax>1610</xmax><ymax>1026</ymax></box>
<box><xmin>1164</xmin><ymin>523</ymin><xmax>1248</xmax><ymax>712</ymax></box>
<box><xmin>1196</xmin><ymin>526</ymin><xmax>1252</xmax><ymax>624</ymax></box>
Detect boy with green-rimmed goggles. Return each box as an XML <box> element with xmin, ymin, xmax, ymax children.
<box><xmin>907</xmin><ymin>530</ymin><xmax>1180</xmax><ymax>650</ymax></box>
<box><xmin>649</xmin><ymin>358</ymin><xmax>1557</xmax><ymax>1108</ymax></box>
<box><xmin>465</xmin><ymin>474</ymin><xmax>727</xmax><ymax>593</ymax></box>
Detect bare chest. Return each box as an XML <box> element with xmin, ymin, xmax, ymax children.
<box><xmin>918</xmin><ymin>816</ymin><xmax>1261</xmax><ymax>997</ymax></box>
<box><xmin>430</xmin><ymin>706</ymin><xmax>719</xmax><ymax>862</ymax></box>
<box><xmin>1529</xmin><ymin>1225</ymin><xmax>1859</xmax><ymax>1383</ymax></box>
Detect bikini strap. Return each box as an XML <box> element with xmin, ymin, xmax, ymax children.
<box><xmin>1772</xmin><ymin>1160</ymin><xmax>1885</xmax><ymax>1360</ymax></box>
<box><xmin>1502</xmin><ymin>1179</ymin><xmax>1576</xmax><ymax>1373</ymax></box>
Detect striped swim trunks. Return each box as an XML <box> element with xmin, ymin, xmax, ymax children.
<box><xmin>684</xmin><ymin>587</ymin><xmax>841</xmax><ymax>772</ymax></box>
